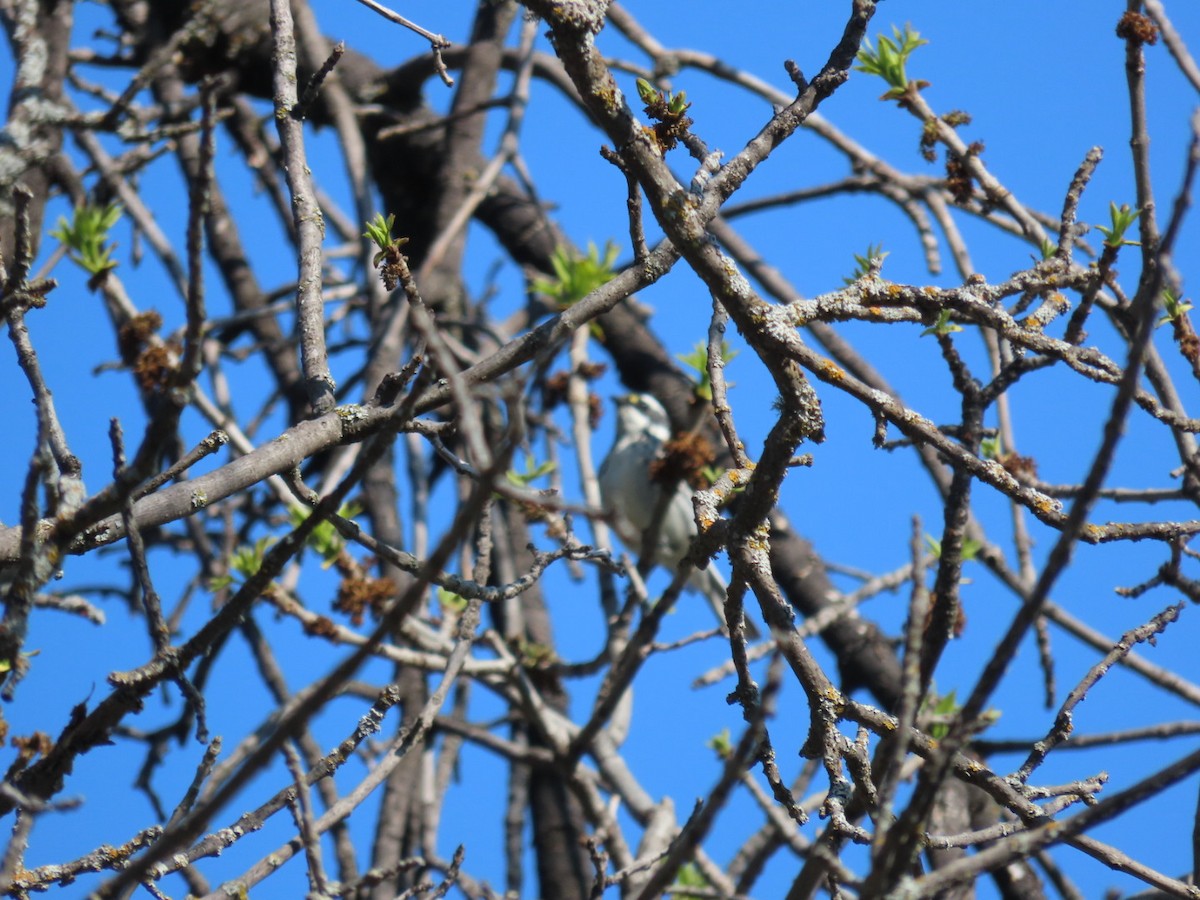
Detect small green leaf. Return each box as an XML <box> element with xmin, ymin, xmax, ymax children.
<box><xmin>677</xmin><ymin>341</ymin><xmax>738</xmax><ymax>401</ymax></box>
<box><xmin>919</xmin><ymin>688</ymin><xmax>958</xmax><ymax>740</ymax></box>
<box><xmin>932</xmin><ymin>690</ymin><xmax>958</xmax><ymax>716</ymax></box>
<box><xmin>363</xmin><ymin>212</ymin><xmax>396</xmax><ymax>249</ymax></box>
<box><xmin>0</xmin><ymin>649</ymin><xmax>39</xmax><ymax>675</ymax></box>
<box><xmin>438</xmin><ymin>587</ymin><xmax>468</xmax><ymax>613</ymax></box>
<box><xmin>289</xmin><ymin>502</ymin><xmax>361</xmax><ymax>568</ymax></box>
<box><xmin>635</xmin><ymin>77</ymin><xmax>659</xmax><ymax>105</ymax></box>
<box><xmin>50</xmin><ymin>203</ymin><xmax>123</xmax><ymax>276</ymax></box>
<box><xmin>921</xmin><ymin>688</ymin><xmax>999</xmax><ymax>739</ymax></box>
<box><xmin>844</xmin><ymin>243</ymin><xmax>888</xmax><ymax>284</ymax></box>
<box><xmin>707</xmin><ymin>728</ymin><xmax>733</xmax><ymax>759</ymax></box>
<box><xmin>211</xmin><ymin>535</ymin><xmax>276</xmax><ymax>591</ymax></box>
<box><xmin>855</xmin><ymin>23</ymin><xmax>928</xmax><ymax>92</ymax></box>
<box><xmin>233</xmin><ymin>536</ymin><xmax>274</xmax><ymax>577</ymax></box>
<box><xmin>1158</xmin><ymin>287</ymin><xmax>1193</xmax><ymax>327</ymax></box>
<box><xmin>921</xmin><ymin>309</ymin><xmax>962</xmax><ymax>337</ymax></box>
<box><xmin>208</xmin><ymin>574</ymin><xmax>235</xmax><ymax>592</ymax></box>
<box><xmin>673</xmin><ymin>863</ymin><xmax>711</xmax><ymax>899</ymax></box>
<box><xmin>1095</xmin><ymin>201</ymin><xmax>1141</xmax><ymax>249</ymax></box>
<box><xmin>925</xmin><ymin>534</ymin><xmax>981</xmax><ymax>562</ymax></box>
<box><xmin>517</xmin><ymin>639</ymin><xmax>555</xmax><ymax>667</ymax></box>
<box><xmin>531</xmin><ymin>241</ymin><xmax>620</xmax><ymax>308</ymax></box>
<box><xmin>506</xmin><ymin>453</ymin><xmax>556</xmax><ymax>488</ymax></box>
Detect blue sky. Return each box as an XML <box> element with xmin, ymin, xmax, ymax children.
<box><xmin>2</xmin><ymin>1</ymin><xmax>1200</xmax><ymax>897</ymax></box>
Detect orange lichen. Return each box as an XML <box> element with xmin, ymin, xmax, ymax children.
<box><xmin>821</xmin><ymin>360</ymin><xmax>846</xmax><ymax>381</ymax></box>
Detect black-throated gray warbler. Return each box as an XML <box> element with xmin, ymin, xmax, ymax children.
<box><xmin>598</xmin><ymin>393</ymin><xmax>759</xmax><ymax>638</ymax></box>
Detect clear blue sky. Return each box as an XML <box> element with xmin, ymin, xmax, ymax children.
<box><xmin>2</xmin><ymin>1</ymin><xmax>1199</xmax><ymax>897</ymax></box>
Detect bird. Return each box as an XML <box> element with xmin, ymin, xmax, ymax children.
<box><xmin>597</xmin><ymin>393</ymin><xmax>759</xmax><ymax>638</ymax></box>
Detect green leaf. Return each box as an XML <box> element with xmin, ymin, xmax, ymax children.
<box><xmin>0</xmin><ymin>649</ymin><xmax>39</xmax><ymax>675</ymax></box>
<box><xmin>437</xmin><ymin>587</ymin><xmax>468</xmax><ymax>613</ymax></box>
<box><xmin>1158</xmin><ymin>287</ymin><xmax>1193</xmax><ymax>327</ymax></box>
<box><xmin>920</xmin><ymin>688</ymin><xmax>958</xmax><ymax>740</ymax></box>
<box><xmin>635</xmin><ymin>77</ymin><xmax>659</xmax><ymax>105</ymax></box>
<box><xmin>921</xmin><ymin>309</ymin><xmax>962</xmax><ymax>337</ymax></box>
<box><xmin>506</xmin><ymin>453</ymin><xmax>556</xmax><ymax>488</ymax></box>
<box><xmin>232</xmin><ymin>536</ymin><xmax>274</xmax><ymax>578</ymax></box>
<box><xmin>673</xmin><ymin>863</ymin><xmax>711</xmax><ymax>899</ymax></box>
<box><xmin>921</xmin><ymin>688</ymin><xmax>999</xmax><ymax>740</ymax></box>
<box><xmin>208</xmin><ymin>573</ymin><xmax>235</xmax><ymax>592</ymax></box>
<box><xmin>531</xmin><ymin>241</ymin><xmax>620</xmax><ymax>308</ymax></box>
<box><xmin>211</xmin><ymin>535</ymin><xmax>276</xmax><ymax>591</ymax></box>
<box><xmin>843</xmin><ymin>243</ymin><xmax>888</xmax><ymax>284</ymax></box>
<box><xmin>707</xmin><ymin>728</ymin><xmax>733</xmax><ymax>759</ymax></box>
<box><xmin>932</xmin><ymin>689</ymin><xmax>958</xmax><ymax>716</ymax></box>
<box><xmin>50</xmin><ymin>203</ymin><xmax>123</xmax><ymax>276</ymax></box>
<box><xmin>855</xmin><ymin>23</ymin><xmax>928</xmax><ymax>92</ymax></box>
<box><xmin>677</xmin><ymin>341</ymin><xmax>739</xmax><ymax>401</ymax></box>
<box><xmin>289</xmin><ymin>502</ymin><xmax>361</xmax><ymax>567</ymax></box>
<box><xmin>925</xmin><ymin>534</ymin><xmax>981</xmax><ymax>562</ymax></box>
<box><xmin>1096</xmin><ymin>201</ymin><xmax>1141</xmax><ymax>249</ymax></box>
<box><xmin>363</xmin><ymin>212</ymin><xmax>396</xmax><ymax>249</ymax></box>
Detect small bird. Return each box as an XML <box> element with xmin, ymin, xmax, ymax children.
<box><xmin>598</xmin><ymin>393</ymin><xmax>759</xmax><ymax>638</ymax></box>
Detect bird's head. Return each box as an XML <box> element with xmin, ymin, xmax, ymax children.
<box><xmin>613</xmin><ymin>393</ymin><xmax>672</xmax><ymax>444</ymax></box>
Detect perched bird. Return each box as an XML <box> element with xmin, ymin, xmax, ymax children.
<box><xmin>598</xmin><ymin>393</ymin><xmax>759</xmax><ymax>638</ymax></box>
